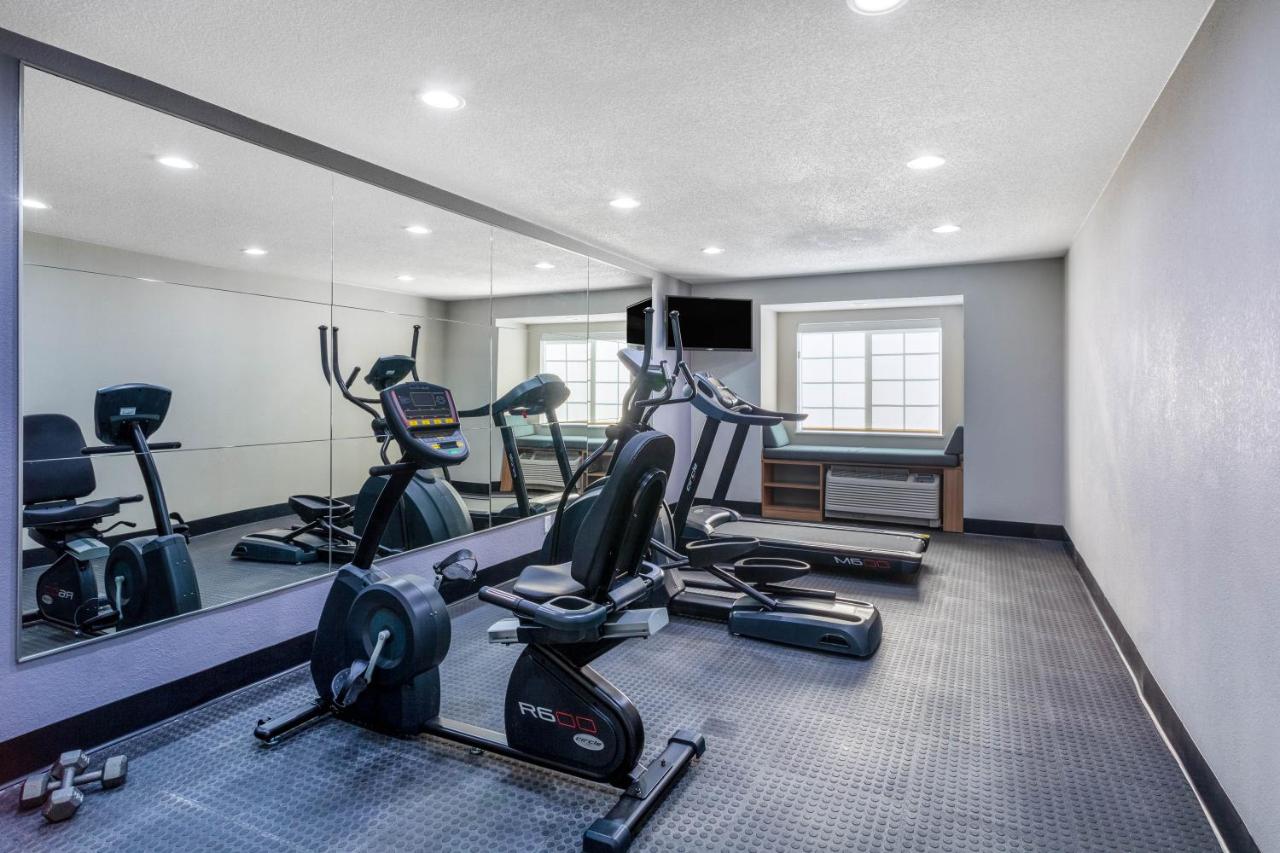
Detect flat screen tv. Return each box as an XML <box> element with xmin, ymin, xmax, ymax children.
<box><xmin>665</xmin><ymin>295</ymin><xmax>753</xmax><ymax>351</ymax></box>
<box><xmin>625</xmin><ymin>297</ymin><xmax>653</xmax><ymax>346</ymax></box>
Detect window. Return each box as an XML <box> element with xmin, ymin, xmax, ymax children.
<box><xmin>796</xmin><ymin>325</ymin><xmax>941</xmax><ymax>433</ymax></box>
<box><xmin>540</xmin><ymin>335</ymin><xmax>629</xmax><ymax>424</ymax></box>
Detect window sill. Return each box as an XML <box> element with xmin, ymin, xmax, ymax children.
<box><xmin>797</xmin><ymin>430</ymin><xmax>943</xmax><ymax>438</ymax></box>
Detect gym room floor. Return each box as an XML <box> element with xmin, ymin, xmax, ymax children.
<box><xmin>0</xmin><ymin>533</ymin><xmax>1219</xmax><ymax>852</ymax></box>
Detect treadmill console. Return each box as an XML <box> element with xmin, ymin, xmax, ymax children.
<box><xmin>380</xmin><ymin>382</ymin><xmax>470</xmax><ymax>466</ymax></box>
<box><xmin>698</xmin><ymin>374</ymin><xmax>745</xmax><ymax>410</ymax></box>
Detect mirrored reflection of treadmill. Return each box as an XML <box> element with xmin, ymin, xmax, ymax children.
<box><xmin>459</xmin><ymin>374</ymin><xmax>574</xmax><ymax>519</ymax></box>
<box><xmin>672</xmin><ymin>373</ymin><xmax>930</xmax><ymax>578</ymax></box>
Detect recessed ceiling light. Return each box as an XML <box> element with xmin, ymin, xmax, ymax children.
<box><xmin>932</xmin><ymin>224</ymin><xmax>961</xmax><ymax>234</ymax></box>
<box><xmin>702</xmin><ymin>246</ymin><xmax>725</xmax><ymax>255</ymax></box>
<box><xmin>907</xmin><ymin>155</ymin><xmax>946</xmax><ymax>170</ymax></box>
<box><xmin>609</xmin><ymin>196</ymin><xmax>640</xmax><ymax>210</ymax></box>
<box><xmin>534</xmin><ymin>262</ymin><xmax>556</xmax><ymax>270</ymax></box>
<box><xmin>21</xmin><ymin>198</ymin><xmax>49</xmax><ymax>209</ymax></box>
<box><xmin>242</xmin><ymin>247</ymin><xmax>268</xmax><ymax>256</ymax></box>
<box><xmin>419</xmin><ymin>90</ymin><xmax>465</xmax><ymax>111</ymax></box>
<box><xmin>404</xmin><ymin>224</ymin><xmax>432</xmax><ymax>235</ymax></box>
<box><xmin>155</xmin><ymin>155</ymin><xmax>198</xmax><ymax>170</ymax></box>
<box><xmin>848</xmin><ymin>0</ymin><xmax>908</xmax><ymax>14</ymax></box>
<box><xmin>396</xmin><ymin>274</ymin><xmax>415</xmax><ymax>282</ymax></box>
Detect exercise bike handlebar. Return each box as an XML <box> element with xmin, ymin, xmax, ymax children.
<box><xmin>478</xmin><ymin>586</ymin><xmax>609</xmax><ymax>632</ymax></box>
<box><xmin>83</xmin><ymin>441</ymin><xmax>182</xmax><ymax>455</ymax></box>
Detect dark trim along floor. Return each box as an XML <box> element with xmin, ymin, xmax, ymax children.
<box><xmin>0</xmin><ymin>551</ymin><xmax>533</xmax><ymax>785</ymax></box>
<box><xmin>1065</xmin><ymin>535</ymin><xmax>1257</xmax><ymax>853</ymax></box>
<box><xmin>965</xmin><ymin>518</ymin><xmax>1067</xmax><ymax>540</ymax></box>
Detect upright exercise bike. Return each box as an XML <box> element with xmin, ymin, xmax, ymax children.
<box><xmin>255</xmin><ymin>380</ymin><xmax>704</xmax><ymax>853</ymax></box>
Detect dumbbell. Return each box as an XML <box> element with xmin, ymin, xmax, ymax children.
<box><xmin>19</xmin><ymin>750</ymin><xmax>128</xmax><ymax>822</ymax></box>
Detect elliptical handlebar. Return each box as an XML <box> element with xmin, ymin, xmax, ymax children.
<box><xmin>409</xmin><ymin>324</ymin><xmax>421</xmax><ymax>381</ymax></box>
<box><xmin>322</xmin><ymin>326</ymin><xmax>381</xmax><ymax>420</ymax></box>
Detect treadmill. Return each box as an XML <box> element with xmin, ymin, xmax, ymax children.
<box><xmin>459</xmin><ymin>374</ymin><xmax>574</xmax><ymax>519</ymax></box>
<box><xmin>671</xmin><ymin>373</ymin><xmax>930</xmax><ymax>578</ymax></box>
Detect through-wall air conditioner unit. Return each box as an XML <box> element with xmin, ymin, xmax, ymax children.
<box><xmin>519</xmin><ymin>449</ymin><xmax>572</xmax><ymax>491</ymax></box>
<box><xmin>825</xmin><ymin>466</ymin><xmax>941</xmax><ymax>527</ymax></box>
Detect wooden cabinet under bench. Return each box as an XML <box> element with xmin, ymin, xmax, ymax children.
<box><xmin>761</xmin><ymin>457</ymin><xmax>963</xmax><ymax>532</ymax></box>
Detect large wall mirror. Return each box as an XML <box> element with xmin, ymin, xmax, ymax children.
<box><xmin>16</xmin><ymin>69</ymin><xmax>650</xmax><ymax>659</ymax></box>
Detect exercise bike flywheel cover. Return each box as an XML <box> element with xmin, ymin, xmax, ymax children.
<box><xmin>105</xmin><ymin>554</ymin><xmax>147</xmax><ymax>621</ymax></box>
<box><xmin>346</xmin><ymin>575</ymin><xmax>450</xmax><ymax>685</ymax></box>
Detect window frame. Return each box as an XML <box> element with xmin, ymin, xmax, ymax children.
<box><xmin>539</xmin><ymin>333</ymin><xmax>629</xmax><ymax>425</ymax></box>
<box><xmin>794</xmin><ymin>319</ymin><xmax>943</xmax><ymax>436</ymax></box>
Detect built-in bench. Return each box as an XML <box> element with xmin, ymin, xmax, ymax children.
<box><xmin>762</xmin><ymin>424</ymin><xmax>964</xmax><ymax>532</ymax></box>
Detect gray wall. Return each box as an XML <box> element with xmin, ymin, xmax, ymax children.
<box><xmin>1064</xmin><ymin>0</ymin><xmax>1279</xmax><ymax>846</ymax></box>
<box><xmin>688</xmin><ymin>260</ymin><xmax>1064</xmax><ymax>524</ymax></box>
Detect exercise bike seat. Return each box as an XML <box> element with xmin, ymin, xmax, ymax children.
<box><xmin>511</xmin><ymin>561</ymin><xmax>587</xmax><ymax>603</ymax></box>
<box><xmin>23</xmin><ymin>496</ymin><xmax>126</xmax><ymax>529</ymax></box>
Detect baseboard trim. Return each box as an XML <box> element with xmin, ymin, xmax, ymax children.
<box><xmin>1065</xmin><ymin>537</ymin><xmax>1258</xmax><ymax>853</ymax></box>
<box><xmin>23</xmin><ymin>501</ymin><xmax>295</xmax><ymax>568</ymax></box>
<box><xmin>963</xmin><ymin>518</ymin><xmax>1066</xmax><ymax>540</ymax></box>
<box><xmin>0</xmin><ymin>550</ymin><xmax>536</xmax><ymax>785</ymax></box>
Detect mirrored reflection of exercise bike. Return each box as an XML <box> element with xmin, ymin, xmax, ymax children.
<box><xmin>22</xmin><ymin>383</ymin><xmax>201</xmax><ymax>635</ymax></box>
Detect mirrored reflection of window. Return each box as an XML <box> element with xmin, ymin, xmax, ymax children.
<box><xmin>539</xmin><ymin>335</ymin><xmax>628</xmax><ymax>424</ymax></box>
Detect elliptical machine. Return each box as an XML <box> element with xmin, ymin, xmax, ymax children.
<box><xmin>326</xmin><ymin>325</ymin><xmax>473</xmax><ymax>551</ymax></box>
<box><xmin>545</xmin><ymin>310</ymin><xmax>882</xmax><ymax>658</ymax></box>
<box><xmin>255</xmin><ymin>380</ymin><xmax>703</xmax><ymax>852</ymax></box>
<box><xmin>233</xmin><ymin>325</ymin><xmax>471</xmax><ymax>564</ymax></box>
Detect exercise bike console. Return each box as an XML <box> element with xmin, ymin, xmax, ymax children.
<box><xmin>381</xmin><ymin>382</ymin><xmax>470</xmax><ymax>466</ymax></box>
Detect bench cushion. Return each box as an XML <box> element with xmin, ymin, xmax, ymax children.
<box><xmin>765</xmin><ymin>444</ymin><xmax>960</xmax><ymax>467</ymax></box>
<box><xmin>516</xmin><ymin>433</ymin><xmax>608</xmax><ymax>452</ymax></box>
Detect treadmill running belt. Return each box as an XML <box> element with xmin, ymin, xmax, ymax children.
<box><xmin>719</xmin><ymin>519</ymin><xmax>927</xmax><ymax>554</ymax></box>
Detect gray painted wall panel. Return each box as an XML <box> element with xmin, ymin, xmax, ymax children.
<box><xmin>1065</xmin><ymin>0</ymin><xmax>1279</xmax><ymax>846</ymax></box>
<box><xmin>688</xmin><ymin>259</ymin><xmax>1064</xmax><ymax>524</ymax></box>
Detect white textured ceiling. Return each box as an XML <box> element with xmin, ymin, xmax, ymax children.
<box><xmin>3</xmin><ymin>0</ymin><xmax>1211</xmax><ymax>282</ymax></box>
<box><xmin>21</xmin><ymin>71</ymin><xmax>644</xmax><ymax>300</ymax></box>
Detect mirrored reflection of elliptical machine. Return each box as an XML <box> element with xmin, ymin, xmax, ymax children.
<box><xmin>232</xmin><ymin>324</ymin><xmax>472</xmax><ymax>565</ymax></box>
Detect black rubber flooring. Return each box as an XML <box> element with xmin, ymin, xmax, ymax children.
<box><xmin>20</xmin><ymin>516</ymin><xmax>334</xmax><ymax>657</ymax></box>
<box><xmin>1</xmin><ymin>534</ymin><xmax>1220</xmax><ymax>851</ymax></box>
